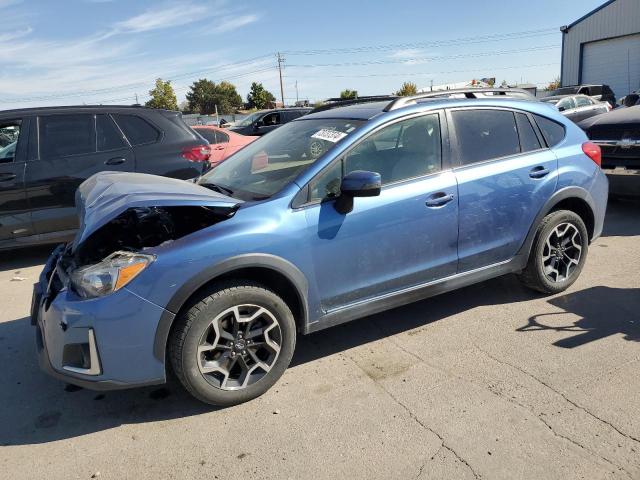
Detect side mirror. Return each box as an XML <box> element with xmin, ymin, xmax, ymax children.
<box><xmin>558</xmin><ymin>106</ymin><xmax>566</xmax><ymax>112</ymax></box>
<box><xmin>334</xmin><ymin>170</ymin><xmax>381</xmax><ymax>214</ymax></box>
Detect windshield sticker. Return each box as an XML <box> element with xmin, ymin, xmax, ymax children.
<box><xmin>311</xmin><ymin>129</ymin><xmax>348</xmax><ymax>143</ymax></box>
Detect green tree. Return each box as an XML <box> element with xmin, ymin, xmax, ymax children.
<box><xmin>145</xmin><ymin>78</ymin><xmax>178</xmax><ymax>110</ymax></box>
<box><xmin>394</xmin><ymin>82</ymin><xmax>418</xmax><ymax>96</ymax></box>
<box><xmin>500</xmin><ymin>79</ymin><xmax>508</xmax><ymax>88</ymax></box>
<box><xmin>340</xmin><ymin>89</ymin><xmax>358</xmax><ymax>100</ymax></box>
<box><xmin>246</xmin><ymin>82</ymin><xmax>276</xmax><ymax>109</ymax></box>
<box><xmin>186</xmin><ymin>79</ymin><xmax>243</xmax><ymax>114</ymax></box>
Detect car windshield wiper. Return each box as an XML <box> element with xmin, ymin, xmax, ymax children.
<box><xmin>201</xmin><ymin>182</ymin><xmax>235</xmax><ymax>196</ymax></box>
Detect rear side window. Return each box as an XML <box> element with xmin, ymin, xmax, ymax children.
<box><xmin>515</xmin><ymin>113</ymin><xmax>542</xmax><ymax>152</ymax></box>
<box><xmin>196</xmin><ymin>129</ymin><xmax>217</xmax><ymax>144</ymax></box>
<box><xmin>97</xmin><ymin>114</ymin><xmax>127</xmax><ymax>151</ymax></box>
<box><xmin>112</xmin><ymin>114</ymin><xmax>159</xmax><ymax>146</ymax></box>
<box><xmin>451</xmin><ymin>109</ymin><xmax>520</xmax><ymax>165</ymax></box>
<box><xmin>39</xmin><ymin>114</ymin><xmax>96</xmax><ymax>158</ymax></box>
<box><xmin>0</xmin><ymin>120</ymin><xmax>21</xmax><ymax>163</ymax></box>
<box><xmin>216</xmin><ymin>131</ymin><xmax>229</xmax><ymax>143</ymax></box>
<box><xmin>533</xmin><ymin>114</ymin><xmax>565</xmax><ymax>147</ymax></box>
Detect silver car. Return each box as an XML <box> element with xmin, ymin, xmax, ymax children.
<box><xmin>542</xmin><ymin>94</ymin><xmax>611</xmax><ymax>123</ymax></box>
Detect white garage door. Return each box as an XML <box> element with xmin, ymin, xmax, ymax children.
<box><xmin>581</xmin><ymin>33</ymin><xmax>640</xmax><ymax>99</ymax></box>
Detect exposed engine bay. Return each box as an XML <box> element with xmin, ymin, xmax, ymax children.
<box><xmin>69</xmin><ymin>205</ymin><xmax>235</xmax><ymax>268</ymax></box>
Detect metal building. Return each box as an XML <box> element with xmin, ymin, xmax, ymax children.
<box><xmin>560</xmin><ymin>0</ymin><xmax>640</xmax><ymax>100</ymax></box>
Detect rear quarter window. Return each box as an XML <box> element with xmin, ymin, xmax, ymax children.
<box><xmin>112</xmin><ymin>114</ymin><xmax>160</xmax><ymax>146</ymax></box>
<box><xmin>532</xmin><ymin>114</ymin><xmax>566</xmax><ymax>148</ymax></box>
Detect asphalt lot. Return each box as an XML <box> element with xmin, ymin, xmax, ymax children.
<box><xmin>0</xmin><ymin>200</ymin><xmax>639</xmax><ymax>480</ymax></box>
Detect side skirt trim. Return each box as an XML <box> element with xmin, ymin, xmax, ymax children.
<box><xmin>305</xmin><ymin>256</ymin><xmax>525</xmax><ymax>334</ymax></box>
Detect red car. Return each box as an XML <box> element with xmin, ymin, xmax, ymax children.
<box><xmin>192</xmin><ymin>125</ymin><xmax>258</xmax><ymax>167</ymax></box>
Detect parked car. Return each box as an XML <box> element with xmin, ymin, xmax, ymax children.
<box><xmin>227</xmin><ymin>108</ymin><xmax>311</xmax><ymax>136</ymax></box>
<box><xmin>0</xmin><ymin>105</ymin><xmax>211</xmax><ymax>250</ymax></box>
<box><xmin>192</xmin><ymin>125</ymin><xmax>257</xmax><ymax>168</ymax></box>
<box><xmin>617</xmin><ymin>92</ymin><xmax>640</xmax><ymax>108</ymax></box>
<box><xmin>579</xmin><ymin>105</ymin><xmax>640</xmax><ymax>196</ymax></box>
<box><xmin>550</xmin><ymin>84</ymin><xmax>616</xmax><ymax>107</ymax></box>
<box><xmin>541</xmin><ymin>94</ymin><xmax>611</xmax><ymax>123</ymax></box>
<box><xmin>33</xmin><ymin>93</ymin><xmax>608</xmax><ymax>406</ymax></box>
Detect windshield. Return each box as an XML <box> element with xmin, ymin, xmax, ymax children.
<box><xmin>234</xmin><ymin>111</ymin><xmax>265</xmax><ymax>127</ymax></box>
<box><xmin>199</xmin><ymin>118</ymin><xmax>364</xmax><ymax>200</ymax></box>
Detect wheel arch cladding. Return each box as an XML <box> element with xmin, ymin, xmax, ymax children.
<box><xmin>153</xmin><ymin>254</ymin><xmax>309</xmax><ymax>361</ymax></box>
<box><xmin>518</xmin><ymin>186</ymin><xmax>596</xmax><ymax>261</ymax></box>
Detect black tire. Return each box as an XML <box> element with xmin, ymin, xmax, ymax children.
<box><xmin>169</xmin><ymin>281</ymin><xmax>296</xmax><ymax>406</ymax></box>
<box><xmin>518</xmin><ymin>210</ymin><xmax>589</xmax><ymax>294</ymax></box>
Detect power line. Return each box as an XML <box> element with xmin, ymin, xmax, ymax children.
<box><xmin>282</xmin><ymin>28</ymin><xmax>558</xmax><ymax>55</ymax></box>
<box><xmin>287</xmin><ymin>45</ymin><xmax>560</xmax><ymax>69</ymax></box>
<box><xmin>1</xmin><ymin>54</ymin><xmax>275</xmax><ymax>103</ymax></box>
<box><xmin>286</xmin><ymin>62</ymin><xmax>560</xmax><ymax>79</ymax></box>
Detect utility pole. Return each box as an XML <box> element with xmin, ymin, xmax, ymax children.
<box><xmin>135</xmin><ymin>93</ymin><xmax>139</xmax><ymax>104</ymax></box>
<box><xmin>295</xmin><ymin>80</ymin><xmax>299</xmax><ymax>104</ymax></box>
<box><xmin>430</xmin><ymin>80</ymin><xmax>433</xmax><ymax>92</ymax></box>
<box><xmin>277</xmin><ymin>52</ymin><xmax>285</xmax><ymax>107</ymax></box>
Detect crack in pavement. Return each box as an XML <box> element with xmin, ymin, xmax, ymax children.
<box><xmin>342</xmin><ymin>353</ymin><xmax>481</xmax><ymax>480</ymax></box>
<box><xmin>378</xmin><ymin>333</ymin><xmax>635</xmax><ymax>478</ymax></box>
<box><xmin>473</xmin><ymin>344</ymin><xmax>640</xmax><ymax>446</ymax></box>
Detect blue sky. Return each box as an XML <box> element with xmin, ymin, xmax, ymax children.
<box><xmin>0</xmin><ymin>0</ymin><xmax>606</xmax><ymax>109</ymax></box>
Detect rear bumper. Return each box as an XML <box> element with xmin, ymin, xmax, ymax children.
<box><xmin>33</xmin><ymin>246</ymin><xmax>173</xmax><ymax>390</ymax></box>
<box><xmin>602</xmin><ymin>167</ymin><xmax>640</xmax><ymax>197</ymax></box>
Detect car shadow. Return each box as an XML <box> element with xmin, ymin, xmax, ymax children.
<box><xmin>602</xmin><ymin>198</ymin><xmax>640</xmax><ymax>237</ymax></box>
<box><xmin>0</xmin><ymin>244</ymin><xmax>55</xmax><ymax>271</ymax></box>
<box><xmin>517</xmin><ymin>286</ymin><xmax>640</xmax><ymax>348</ymax></box>
<box><xmin>0</xmin><ymin>274</ymin><xmax>537</xmax><ymax>446</ymax></box>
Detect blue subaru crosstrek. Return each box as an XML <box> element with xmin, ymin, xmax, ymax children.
<box><xmin>32</xmin><ymin>92</ymin><xmax>608</xmax><ymax>406</ymax></box>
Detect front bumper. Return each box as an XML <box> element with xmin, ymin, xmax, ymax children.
<box><xmin>33</xmin><ymin>245</ymin><xmax>174</xmax><ymax>390</ymax></box>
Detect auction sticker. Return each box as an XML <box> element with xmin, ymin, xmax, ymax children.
<box><xmin>311</xmin><ymin>129</ymin><xmax>347</xmax><ymax>143</ymax></box>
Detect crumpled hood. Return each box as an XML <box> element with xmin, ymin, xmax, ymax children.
<box><xmin>72</xmin><ymin>171</ymin><xmax>240</xmax><ymax>251</ymax></box>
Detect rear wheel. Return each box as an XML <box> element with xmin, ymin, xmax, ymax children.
<box><xmin>169</xmin><ymin>281</ymin><xmax>296</xmax><ymax>406</ymax></box>
<box><xmin>518</xmin><ymin>210</ymin><xmax>588</xmax><ymax>294</ymax></box>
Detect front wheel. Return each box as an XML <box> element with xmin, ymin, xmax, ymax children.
<box><xmin>169</xmin><ymin>281</ymin><xmax>296</xmax><ymax>406</ymax></box>
<box><xmin>518</xmin><ymin>210</ymin><xmax>589</xmax><ymax>294</ymax></box>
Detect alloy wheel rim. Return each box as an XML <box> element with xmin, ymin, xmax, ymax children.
<box><xmin>542</xmin><ymin>222</ymin><xmax>582</xmax><ymax>283</ymax></box>
<box><xmin>197</xmin><ymin>304</ymin><xmax>282</xmax><ymax>391</ymax></box>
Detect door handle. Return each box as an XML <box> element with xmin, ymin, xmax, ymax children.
<box><xmin>529</xmin><ymin>166</ymin><xmax>550</xmax><ymax>179</ymax></box>
<box><xmin>425</xmin><ymin>192</ymin><xmax>455</xmax><ymax>207</ymax></box>
<box><xmin>213</xmin><ymin>145</ymin><xmax>225</xmax><ymax>150</ymax></box>
<box><xmin>0</xmin><ymin>173</ymin><xmax>17</xmax><ymax>182</ymax></box>
<box><xmin>105</xmin><ymin>157</ymin><xmax>126</xmax><ymax>166</ymax></box>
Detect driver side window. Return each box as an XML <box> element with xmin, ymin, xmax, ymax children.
<box><xmin>261</xmin><ymin>112</ymin><xmax>281</xmax><ymax>126</ymax></box>
<box><xmin>308</xmin><ymin>114</ymin><xmax>442</xmax><ymax>202</ymax></box>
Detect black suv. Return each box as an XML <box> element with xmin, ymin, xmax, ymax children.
<box><xmin>0</xmin><ymin>105</ymin><xmax>211</xmax><ymax>250</ymax></box>
<box><xmin>551</xmin><ymin>84</ymin><xmax>616</xmax><ymax>107</ymax></box>
<box><xmin>227</xmin><ymin>108</ymin><xmax>311</xmax><ymax>136</ymax></box>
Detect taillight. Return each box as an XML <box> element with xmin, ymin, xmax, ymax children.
<box><xmin>582</xmin><ymin>141</ymin><xmax>601</xmax><ymax>167</ymax></box>
<box><xmin>182</xmin><ymin>144</ymin><xmax>211</xmax><ymax>162</ymax></box>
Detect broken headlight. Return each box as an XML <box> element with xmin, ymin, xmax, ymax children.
<box><xmin>70</xmin><ymin>251</ymin><xmax>154</xmax><ymax>299</ymax></box>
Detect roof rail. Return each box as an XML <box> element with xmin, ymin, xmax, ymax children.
<box><xmin>383</xmin><ymin>88</ymin><xmax>535</xmax><ymax>112</ymax></box>
<box><xmin>311</xmin><ymin>95</ymin><xmax>398</xmax><ymax>113</ymax></box>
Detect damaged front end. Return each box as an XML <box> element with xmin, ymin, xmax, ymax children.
<box><xmin>58</xmin><ymin>172</ymin><xmax>241</xmax><ymax>298</ymax></box>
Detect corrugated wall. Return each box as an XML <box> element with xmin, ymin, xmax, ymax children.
<box><xmin>561</xmin><ymin>0</ymin><xmax>640</xmax><ymax>86</ymax></box>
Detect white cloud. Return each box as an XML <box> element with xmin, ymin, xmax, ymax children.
<box><xmin>0</xmin><ymin>1</ymin><xmax>265</xmax><ymax>108</ymax></box>
<box><xmin>391</xmin><ymin>48</ymin><xmax>426</xmax><ymax>59</ymax></box>
<box><xmin>210</xmin><ymin>14</ymin><xmax>259</xmax><ymax>34</ymax></box>
<box><xmin>0</xmin><ymin>26</ymin><xmax>32</xmax><ymax>42</ymax></box>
